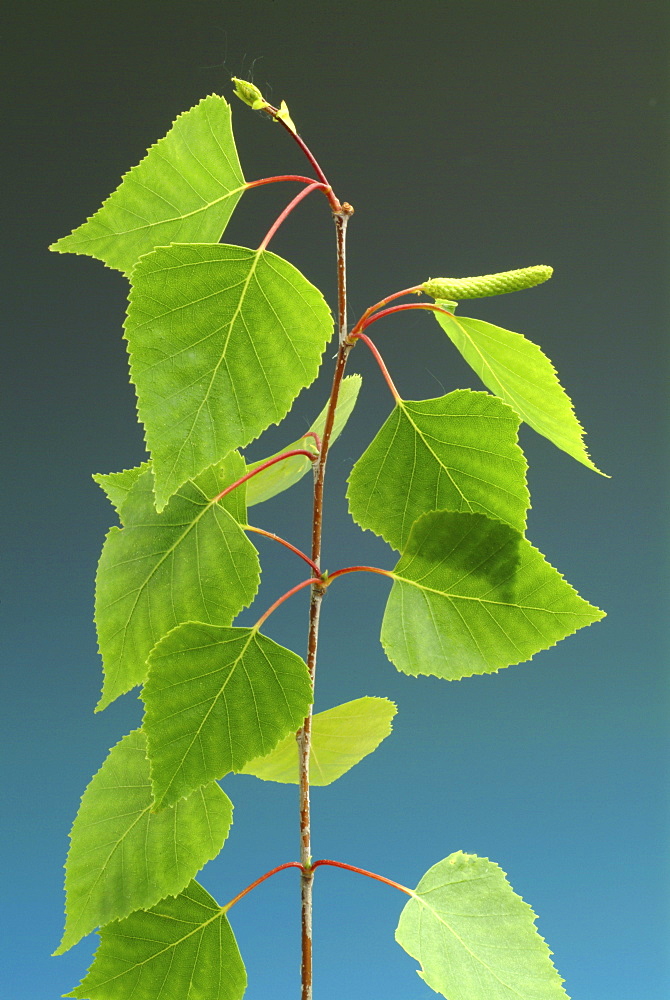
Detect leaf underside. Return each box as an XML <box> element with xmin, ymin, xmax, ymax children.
<box><xmin>246</xmin><ymin>374</ymin><xmax>362</xmax><ymax>506</ymax></box>
<box><xmin>66</xmin><ymin>880</ymin><xmax>246</xmax><ymax>1000</ymax></box>
<box><xmin>396</xmin><ymin>852</ymin><xmax>569</xmax><ymax>1000</ymax></box>
<box><xmin>56</xmin><ymin>730</ymin><xmax>232</xmax><ymax>955</ymax></box>
<box><xmin>125</xmin><ymin>242</ymin><xmax>334</xmax><ymax>510</ymax></box>
<box><xmin>239</xmin><ymin>696</ymin><xmax>397</xmax><ymax>785</ymax></box>
<box><xmin>433</xmin><ymin>308</ymin><xmax>604</xmax><ymax>474</ymax></box>
<box><xmin>143</xmin><ymin>623</ymin><xmax>313</xmax><ymax>807</ymax></box>
<box><xmin>50</xmin><ymin>95</ymin><xmax>246</xmax><ymax>276</ymax></box>
<box><xmin>381</xmin><ymin>509</ymin><xmax>604</xmax><ymax>679</ymax></box>
<box><xmin>95</xmin><ymin>454</ymin><xmax>260</xmax><ymax>710</ymax></box>
<box><xmin>347</xmin><ymin>389</ymin><xmax>529</xmax><ymax>552</ymax></box>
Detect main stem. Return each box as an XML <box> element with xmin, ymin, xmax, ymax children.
<box><xmin>299</xmin><ymin>203</ymin><xmax>353</xmax><ymax>1000</ymax></box>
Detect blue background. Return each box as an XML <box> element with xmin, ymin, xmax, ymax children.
<box><xmin>3</xmin><ymin>2</ymin><xmax>668</xmax><ymax>998</ymax></box>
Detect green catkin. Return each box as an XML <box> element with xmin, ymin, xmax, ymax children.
<box><xmin>421</xmin><ymin>265</ymin><xmax>553</xmax><ymax>300</ymax></box>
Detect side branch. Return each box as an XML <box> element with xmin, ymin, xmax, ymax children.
<box><xmin>359</xmin><ymin>300</ymin><xmax>454</xmax><ymax>333</ymax></box>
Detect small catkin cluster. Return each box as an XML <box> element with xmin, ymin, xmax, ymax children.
<box><xmin>421</xmin><ymin>265</ymin><xmax>553</xmax><ymax>300</ymax></box>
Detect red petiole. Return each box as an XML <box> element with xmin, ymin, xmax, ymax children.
<box><xmin>211</xmin><ymin>449</ymin><xmax>317</xmax><ymax>505</ymax></box>
<box><xmin>222</xmin><ymin>858</ymin><xmax>411</xmax><ymax>914</ymax></box>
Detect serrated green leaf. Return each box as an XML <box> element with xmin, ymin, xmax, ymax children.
<box><xmin>95</xmin><ymin>453</ymin><xmax>259</xmax><ymax>711</ymax></box>
<box><xmin>55</xmin><ymin>730</ymin><xmax>232</xmax><ymax>956</ymax></box>
<box><xmin>246</xmin><ymin>374</ymin><xmax>362</xmax><ymax>506</ymax></box>
<box><xmin>66</xmin><ymin>879</ymin><xmax>245</xmax><ymax>1000</ymax></box>
<box><xmin>125</xmin><ymin>243</ymin><xmax>334</xmax><ymax>510</ymax></box>
<box><xmin>381</xmin><ymin>510</ymin><xmax>604</xmax><ymax>679</ymax></box>
<box><xmin>432</xmin><ymin>308</ymin><xmax>603</xmax><ymax>474</ymax></box>
<box><xmin>396</xmin><ymin>852</ymin><xmax>568</xmax><ymax>1000</ymax></box>
<box><xmin>143</xmin><ymin>623</ymin><xmax>313</xmax><ymax>807</ymax></box>
<box><xmin>50</xmin><ymin>96</ymin><xmax>246</xmax><ymax>276</ymax></box>
<box><xmin>239</xmin><ymin>696</ymin><xmax>396</xmax><ymax>785</ymax></box>
<box><xmin>347</xmin><ymin>390</ymin><xmax>528</xmax><ymax>552</ymax></box>
<box><xmin>93</xmin><ymin>462</ymin><xmax>152</xmax><ymax>522</ymax></box>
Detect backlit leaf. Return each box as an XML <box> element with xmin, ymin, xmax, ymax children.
<box><xmin>125</xmin><ymin>243</ymin><xmax>334</xmax><ymax>510</ymax></box>
<box><xmin>432</xmin><ymin>307</ymin><xmax>603</xmax><ymax>474</ymax></box>
<box><xmin>143</xmin><ymin>623</ymin><xmax>313</xmax><ymax>807</ymax></box>
<box><xmin>66</xmin><ymin>880</ymin><xmax>245</xmax><ymax>1000</ymax></box>
<box><xmin>55</xmin><ymin>730</ymin><xmax>232</xmax><ymax>956</ymax></box>
<box><xmin>93</xmin><ymin>462</ymin><xmax>151</xmax><ymax>523</ymax></box>
<box><xmin>239</xmin><ymin>696</ymin><xmax>396</xmax><ymax>785</ymax></box>
<box><xmin>347</xmin><ymin>390</ymin><xmax>528</xmax><ymax>551</ymax></box>
<box><xmin>95</xmin><ymin>453</ymin><xmax>259</xmax><ymax>710</ymax></box>
<box><xmin>246</xmin><ymin>374</ymin><xmax>362</xmax><ymax>506</ymax></box>
<box><xmin>50</xmin><ymin>96</ymin><xmax>246</xmax><ymax>276</ymax></box>
<box><xmin>396</xmin><ymin>852</ymin><xmax>568</xmax><ymax>1000</ymax></box>
<box><xmin>381</xmin><ymin>510</ymin><xmax>604</xmax><ymax>679</ymax></box>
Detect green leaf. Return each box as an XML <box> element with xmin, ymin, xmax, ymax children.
<box><xmin>55</xmin><ymin>730</ymin><xmax>232</xmax><ymax>956</ymax></box>
<box><xmin>125</xmin><ymin>243</ymin><xmax>334</xmax><ymax>510</ymax></box>
<box><xmin>432</xmin><ymin>308</ymin><xmax>604</xmax><ymax>474</ymax></box>
<box><xmin>396</xmin><ymin>852</ymin><xmax>568</xmax><ymax>1000</ymax></box>
<box><xmin>93</xmin><ymin>462</ymin><xmax>151</xmax><ymax>523</ymax></box>
<box><xmin>95</xmin><ymin>452</ymin><xmax>259</xmax><ymax>711</ymax></box>
<box><xmin>347</xmin><ymin>390</ymin><xmax>529</xmax><ymax>552</ymax></box>
<box><xmin>143</xmin><ymin>623</ymin><xmax>313</xmax><ymax>807</ymax></box>
<box><xmin>381</xmin><ymin>510</ymin><xmax>604</xmax><ymax>680</ymax></box>
<box><xmin>50</xmin><ymin>96</ymin><xmax>246</xmax><ymax>276</ymax></box>
<box><xmin>66</xmin><ymin>880</ymin><xmax>245</xmax><ymax>1000</ymax></box>
<box><xmin>246</xmin><ymin>374</ymin><xmax>362</xmax><ymax>506</ymax></box>
<box><xmin>239</xmin><ymin>696</ymin><xmax>396</xmax><ymax>785</ymax></box>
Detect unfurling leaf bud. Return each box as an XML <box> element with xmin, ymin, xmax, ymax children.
<box><xmin>421</xmin><ymin>265</ymin><xmax>553</xmax><ymax>300</ymax></box>
<box><xmin>231</xmin><ymin>77</ymin><xmax>267</xmax><ymax>110</ymax></box>
<box><xmin>275</xmin><ymin>99</ymin><xmax>298</xmax><ymax>135</ymax></box>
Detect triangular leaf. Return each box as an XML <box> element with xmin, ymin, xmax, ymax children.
<box><xmin>347</xmin><ymin>390</ymin><xmax>529</xmax><ymax>552</ymax></box>
<box><xmin>396</xmin><ymin>852</ymin><xmax>568</xmax><ymax>1000</ymax></box>
<box><xmin>50</xmin><ymin>96</ymin><xmax>246</xmax><ymax>276</ymax></box>
<box><xmin>66</xmin><ymin>880</ymin><xmax>245</xmax><ymax>1000</ymax></box>
<box><xmin>246</xmin><ymin>374</ymin><xmax>362</xmax><ymax>506</ymax></box>
<box><xmin>93</xmin><ymin>462</ymin><xmax>151</xmax><ymax>523</ymax></box>
<box><xmin>381</xmin><ymin>510</ymin><xmax>604</xmax><ymax>679</ymax></box>
<box><xmin>95</xmin><ymin>453</ymin><xmax>259</xmax><ymax>710</ymax></box>
<box><xmin>55</xmin><ymin>730</ymin><xmax>233</xmax><ymax>956</ymax></box>
<box><xmin>125</xmin><ymin>243</ymin><xmax>334</xmax><ymax>510</ymax></box>
<box><xmin>432</xmin><ymin>307</ymin><xmax>604</xmax><ymax>474</ymax></box>
<box><xmin>239</xmin><ymin>696</ymin><xmax>396</xmax><ymax>785</ymax></box>
<box><xmin>143</xmin><ymin>623</ymin><xmax>313</xmax><ymax>807</ymax></box>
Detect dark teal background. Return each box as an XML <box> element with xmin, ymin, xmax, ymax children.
<box><xmin>3</xmin><ymin>2</ymin><xmax>668</xmax><ymax>998</ymax></box>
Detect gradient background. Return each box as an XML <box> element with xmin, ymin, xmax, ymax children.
<box><xmin>3</xmin><ymin>2</ymin><xmax>668</xmax><ymax>998</ymax></box>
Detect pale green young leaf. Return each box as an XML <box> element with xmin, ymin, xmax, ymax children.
<box><xmin>95</xmin><ymin>453</ymin><xmax>259</xmax><ymax>711</ymax></box>
<box><xmin>92</xmin><ymin>462</ymin><xmax>151</xmax><ymax>523</ymax></box>
<box><xmin>246</xmin><ymin>374</ymin><xmax>362</xmax><ymax>505</ymax></box>
<box><xmin>396</xmin><ymin>852</ymin><xmax>568</xmax><ymax>1000</ymax></box>
<box><xmin>239</xmin><ymin>696</ymin><xmax>396</xmax><ymax>785</ymax></box>
<box><xmin>143</xmin><ymin>623</ymin><xmax>313</xmax><ymax>807</ymax></box>
<box><xmin>432</xmin><ymin>308</ymin><xmax>603</xmax><ymax>474</ymax></box>
<box><xmin>50</xmin><ymin>96</ymin><xmax>246</xmax><ymax>276</ymax></box>
<box><xmin>125</xmin><ymin>243</ymin><xmax>334</xmax><ymax>510</ymax></box>
<box><xmin>66</xmin><ymin>880</ymin><xmax>245</xmax><ymax>1000</ymax></box>
<box><xmin>55</xmin><ymin>730</ymin><xmax>232</xmax><ymax>956</ymax></box>
<box><xmin>381</xmin><ymin>510</ymin><xmax>604</xmax><ymax>680</ymax></box>
<box><xmin>347</xmin><ymin>390</ymin><xmax>528</xmax><ymax>552</ymax></box>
